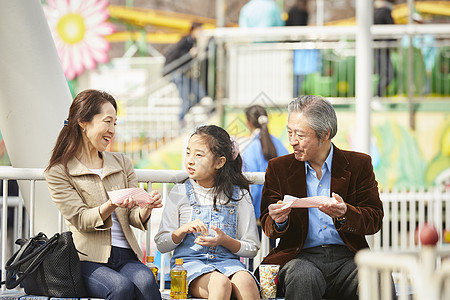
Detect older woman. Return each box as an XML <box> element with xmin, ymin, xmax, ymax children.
<box><xmin>45</xmin><ymin>89</ymin><xmax>162</xmax><ymax>300</ymax></box>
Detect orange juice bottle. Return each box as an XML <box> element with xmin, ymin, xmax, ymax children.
<box><xmin>170</xmin><ymin>258</ymin><xmax>187</xmax><ymax>299</ymax></box>
<box><xmin>146</xmin><ymin>256</ymin><xmax>158</xmax><ymax>281</ymax></box>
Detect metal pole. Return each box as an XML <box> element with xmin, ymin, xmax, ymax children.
<box><xmin>407</xmin><ymin>0</ymin><xmax>415</xmax><ymax>129</ymax></box>
<box><xmin>316</xmin><ymin>0</ymin><xmax>324</xmax><ymax>26</ymax></box>
<box><xmin>216</xmin><ymin>43</ymin><xmax>225</xmax><ymax>127</ymax></box>
<box><xmin>2</xmin><ymin>180</ymin><xmax>8</xmax><ymax>291</ymax></box>
<box><xmin>160</xmin><ymin>182</ymin><xmax>168</xmax><ymax>291</ymax></box>
<box><xmin>141</xmin><ymin>182</ymin><xmax>151</xmax><ymax>261</ymax></box>
<box><xmin>216</xmin><ymin>0</ymin><xmax>225</xmax><ymax>28</ymax></box>
<box><xmin>355</xmin><ymin>0</ymin><xmax>373</xmax><ymax>154</ymax></box>
<box><xmin>407</xmin><ymin>0</ymin><xmax>415</xmax><ymax>25</ymax></box>
<box><xmin>30</xmin><ymin>180</ymin><xmax>35</xmax><ymax>236</ymax></box>
<box><xmin>215</xmin><ymin>0</ymin><xmax>226</xmax><ymax>126</ymax></box>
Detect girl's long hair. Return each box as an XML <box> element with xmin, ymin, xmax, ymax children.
<box><xmin>245</xmin><ymin>105</ymin><xmax>277</xmax><ymax>161</ymax></box>
<box><xmin>192</xmin><ymin>125</ymin><xmax>251</xmax><ymax>208</ymax></box>
<box><xmin>46</xmin><ymin>89</ymin><xmax>117</xmax><ymax>173</ymax></box>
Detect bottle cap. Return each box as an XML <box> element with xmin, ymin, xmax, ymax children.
<box><xmin>146</xmin><ymin>256</ymin><xmax>154</xmax><ymax>263</ymax></box>
<box><xmin>175</xmin><ymin>258</ymin><xmax>183</xmax><ymax>265</ymax></box>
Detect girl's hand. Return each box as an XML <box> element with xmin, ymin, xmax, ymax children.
<box><xmin>182</xmin><ymin>219</ymin><xmax>208</xmax><ymax>235</ymax></box>
<box><xmin>172</xmin><ymin>219</ymin><xmax>208</xmax><ymax>245</ymax></box>
<box><xmin>194</xmin><ymin>225</ymin><xmax>227</xmax><ymax>247</ymax></box>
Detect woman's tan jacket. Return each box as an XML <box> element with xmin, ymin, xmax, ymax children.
<box><xmin>45</xmin><ymin>152</ymin><xmax>147</xmax><ymax>263</ymax></box>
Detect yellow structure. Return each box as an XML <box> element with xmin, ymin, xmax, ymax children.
<box><xmin>106</xmin><ymin>5</ymin><xmax>225</xmax><ymax>44</ymax></box>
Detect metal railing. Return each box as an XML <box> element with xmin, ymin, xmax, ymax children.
<box><xmin>356</xmin><ymin>247</ymin><xmax>450</xmax><ymax>300</ymax></box>
<box><xmin>373</xmin><ymin>187</ymin><xmax>450</xmax><ymax>252</ymax></box>
<box><xmin>211</xmin><ymin>25</ymin><xmax>450</xmax><ymax>106</ymax></box>
<box><xmin>0</xmin><ymin>167</ymin><xmax>449</xmax><ymax>293</ymax></box>
<box><xmin>0</xmin><ymin>167</ymin><xmax>264</xmax><ymax>292</ymax></box>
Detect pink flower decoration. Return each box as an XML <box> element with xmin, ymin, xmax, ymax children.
<box><xmin>44</xmin><ymin>0</ymin><xmax>115</xmax><ymax>80</ymax></box>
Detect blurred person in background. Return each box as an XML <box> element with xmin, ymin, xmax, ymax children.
<box><xmin>285</xmin><ymin>0</ymin><xmax>318</xmax><ymax>97</ymax></box>
<box><xmin>286</xmin><ymin>0</ymin><xmax>308</xmax><ymax>26</ymax></box>
<box><xmin>239</xmin><ymin>0</ymin><xmax>285</xmax><ymax>28</ymax></box>
<box><xmin>374</xmin><ymin>0</ymin><xmax>396</xmax><ymax>97</ymax></box>
<box><xmin>241</xmin><ymin>105</ymin><xmax>289</xmax><ymax>248</ymax></box>
<box><xmin>163</xmin><ymin>22</ymin><xmax>207</xmax><ymax>123</ymax></box>
<box><xmin>401</xmin><ymin>12</ymin><xmax>437</xmax><ymax>94</ymax></box>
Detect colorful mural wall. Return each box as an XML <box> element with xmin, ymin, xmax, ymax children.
<box><xmin>128</xmin><ymin>106</ymin><xmax>450</xmax><ymax>191</ymax></box>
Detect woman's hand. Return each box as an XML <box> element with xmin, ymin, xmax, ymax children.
<box><xmin>144</xmin><ymin>190</ymin><xmax>163</xmax><ymax>210</ymax></box>
<box><xmin>139</xmin><ymin>190</ymin><xmax>163</xmax><ymax>223</ymax></box>
<box><xmin>115</xmin><ymin>195</ymin><xmax>136</xmax><ymax>208</ymax></box>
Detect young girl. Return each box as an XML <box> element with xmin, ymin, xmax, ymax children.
<box><xmin>155</xmin><ymin>125</ymin><xmax>260</xmax><ymax>300</ymax></box>
<box><xmin>242</xmin><ymin>105</ymin><xmax>289</xmax><ymax>221</ymax></box>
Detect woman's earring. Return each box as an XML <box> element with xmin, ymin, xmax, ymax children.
<box><xmin>83</xmin><ymin>128</ymin><xmax>86</xmax><ymax>133</ymax></box>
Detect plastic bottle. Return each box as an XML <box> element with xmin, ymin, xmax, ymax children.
<box><xmin>146</xmin><ymin>256</ymin><xmax>158</xmax><ymax>281</ymax></box>
<box><xmin>170</xmin><ymin>258</ymin><xmax>187</xmax><ymax>299</ymax></box>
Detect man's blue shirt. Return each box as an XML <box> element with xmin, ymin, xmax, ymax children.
<box><xmin>303</xmin><ymin>145</ymin><xmax>344</xmax><ymax>248</ymax></box>
<box><xmin>275</xmin><ymin>145</ymin><xmax>345</xmax><ymax>248</ymax></box>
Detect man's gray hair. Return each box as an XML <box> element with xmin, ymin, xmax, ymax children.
<box><xmin>288</xmin><ymin>95</ymin><xmax>337</xmax><ymax>140</ymax></box>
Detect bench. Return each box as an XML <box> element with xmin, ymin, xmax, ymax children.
<box><xmin>0</xmin><ymin>290</ymin><xmax>104</xmax><ymax>300</ymax></box>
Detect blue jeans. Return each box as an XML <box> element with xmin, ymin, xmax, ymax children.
<box><xmin>80</xmin><ymin>246</ymin><xmax>161</xmax><ymax>300</ymax></box>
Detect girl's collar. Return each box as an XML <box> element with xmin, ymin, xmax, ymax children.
<box><xmin>190</xmin><ymin>178</ymin><xmax>213</xmax><ymax>190</ymax></box>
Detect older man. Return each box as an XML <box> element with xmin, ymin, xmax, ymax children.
<box><xmin>259</xmin><ymin>95</ymin><xmax>384</xmax><ymax>299</ymax></box>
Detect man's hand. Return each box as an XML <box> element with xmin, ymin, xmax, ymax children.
<box><xmin>319</xmin><ymin>192</ymin><xmax>347</xmax><ymax>219</ymax></box>
<box><xmin>268</xmin><ymin>200</ymin><xmax>291</xmax><ymax>224</ymax></box>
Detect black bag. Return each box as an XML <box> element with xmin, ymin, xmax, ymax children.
<box><xmin>4</xmin><ymin>231</ymin><xmax>87</xmax><ymax>297</ymax></box>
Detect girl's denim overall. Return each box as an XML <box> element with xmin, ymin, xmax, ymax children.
<box><xmin>171</xmin><ymin>180</ymin><xmax>254</xmax><ymax>287</ymax></box>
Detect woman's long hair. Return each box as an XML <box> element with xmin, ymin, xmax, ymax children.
<box><xmin>46</xmin><ymin>90</ymin><xmax>117</xmax><ymax>173</ymax></box>
<box><xmin>245</xmin><ymin>105</ymin><xmax>277</xmax><ymax>161</ymax></box>
<box><xmin>192</xmin><ymin>125</ymin><xmax>251</xmax><ymax>208</ymax></box>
